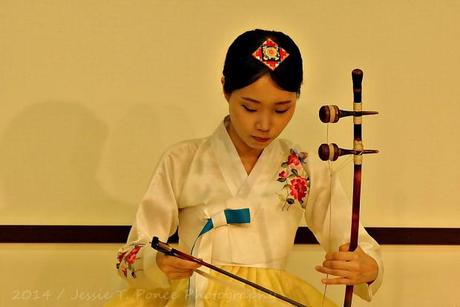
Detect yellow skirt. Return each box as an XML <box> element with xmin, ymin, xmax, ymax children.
<box><xmin>106</xmin><ymin>266</ymin><xmax>337</xmax><ymax>307</ymax></box>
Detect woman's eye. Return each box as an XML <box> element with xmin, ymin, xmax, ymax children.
<box><xmin>242</xmin><ymin>105</ymin><xmax>257</xmax><ymax>112</ymax></box>
<box><xmin>275</xmin><ymin>109</ymin><xmax>289</xmax><ymax>114</ymax></box>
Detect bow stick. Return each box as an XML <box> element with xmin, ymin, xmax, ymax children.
<box><xmin>151</xmin><ymin>237</ymin><xmax>307</xmax><ymax>307</ymax></box>
<box><xmin>318</xmin><ymin>69</ymin><xmax>378</xmax><ymax>307</ymax></box>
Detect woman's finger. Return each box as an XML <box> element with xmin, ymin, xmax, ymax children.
<box><xmin>167</xmin><ymin>256</ymin><xmax>201</xmax><ymax>270</ymax></box>
<box><xmin>166</xmin><ymin>270</ymin><xmax>195</xmax><ymax>280</ymax></box>
<box><xmin>315</xmin><ymin>265</ymin><xmax>353</xmax><ymax>278</ymax></box>
<box><xmin>321</xmin><ymin>276</ymin><xmax>356</xmax><ymax>286</ymax></box>
<box><xmin>325</xmin><ymin>251</ymin><xmax>357</xmax><ymax>261</ymax></box>
<box><xmin>321</xmin><ymin>260</ymin><xmax>359</xmax><ymax>272</ymax></box>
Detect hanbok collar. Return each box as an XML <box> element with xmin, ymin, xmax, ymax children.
<box><xmin>210</xmin><ymin>116</ymin><xmax>280</xmax><ymax>198</ymax></box>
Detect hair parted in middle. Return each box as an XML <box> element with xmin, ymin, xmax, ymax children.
<box><xmin>222</xmin><ymin>29</ymin><xmax>303</xmax><ymax>95</ymax></box>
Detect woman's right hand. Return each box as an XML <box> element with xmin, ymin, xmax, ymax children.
<box><xmin>156</xmin><ymin>252</ymin><xmax>201</xmax><ymax>280</ymax></box>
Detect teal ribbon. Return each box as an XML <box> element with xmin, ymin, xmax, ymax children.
<box><xmin>198</xmin><ymin>208</ymin><xmax>251</xmax><ymax>237</ymax></box>
<box><xmin>188</xmin><ymin>208</ymin><xmax>251</xmax><ymax>300</ymax></box>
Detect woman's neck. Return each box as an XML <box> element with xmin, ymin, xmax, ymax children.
<box><xmin>226</xmin><ymin>120</ymin><xmax>262</xmax><ymax>174</ymax></box>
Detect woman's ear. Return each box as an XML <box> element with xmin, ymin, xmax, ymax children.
<box><xmin>221</xmin><ymin>76</ymin><xmax>230</xmax><ymax>102</ymax></box>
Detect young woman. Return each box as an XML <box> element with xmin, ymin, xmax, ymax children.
<box><xmin>107</xmin><ymin>29</ymin><xmax>382</xmax><ymax>307</ymax></box>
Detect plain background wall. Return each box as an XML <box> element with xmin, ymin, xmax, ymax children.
<box><xmin>2</xmin><ymin>0</ymin><xmax>460</xmax><ymax>226</ymax></box>
<box><xmin>1</xmin><ymin>1</ymin><xmax>459</xmax><ymax>306</ymax></box>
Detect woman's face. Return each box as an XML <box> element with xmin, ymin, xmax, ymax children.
<box><xmin>225</xmin><ymin>74</ymin><xmax>297</xmax><ymax>153</ymax></box>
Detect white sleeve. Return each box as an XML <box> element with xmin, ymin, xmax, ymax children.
<box><xmin>116</xmin><ymin>149</ymin><xmax>181</xmax><ymax>289</ymax></box>
<box><xmin>304</xmin><ymin>157</ymin><xmax>383</xmax><ymax>301</ymax></box>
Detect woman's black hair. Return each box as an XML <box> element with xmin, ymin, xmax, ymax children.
<box><xmin>222</xmin><ymin>29</ymin><xmax>303</xmax><ymax>95</ymax></box>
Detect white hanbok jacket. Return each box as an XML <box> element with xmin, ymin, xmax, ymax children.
<box><xmin>116</xmin><ymin>118</ymin><xmax>383</xmax><ymax>302</ymax></box>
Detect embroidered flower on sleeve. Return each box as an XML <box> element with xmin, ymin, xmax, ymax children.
<box><xmin>126</xmin><ymin>245</ymin><xmax>142</xmax><ymax>264</ymax></box>
<box><xmin>277</xmin><ymin>149</ymin><xmax>310</xmax><ymax>210</ymax></box>
<box><xmin>116</xmin><ymin>243</ymin><xmax>144</xmax><ymax>279</ymax></box>
<box><xmin>117</xmin><ymin>251</ymin><xmax>127</xmax><ymax>264</ymax></box>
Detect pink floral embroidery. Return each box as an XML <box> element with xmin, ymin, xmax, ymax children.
<box><xmin>290</xmin><ymin>177</ymin><xmax>308</xmax><ymax>202</ymax></box>
<box><xmin>287</xmin><ymin>152</ymin><xmax>301</xmax><ymax>166</ymax></box>
<box><xmin>117</xmin><ymin>251</ymin><xmax>127</xmax><ymax>263</ymax></box>
<box><xmin>116</xmin><ymin>243</ymin><xmax>144</xmax><ymax>279</ymax></box>
<box><xmin>126</xmin><ymin>245</ymin><xmax>142</xmax><ymax>264</ymax></box>
<box><xmin>277</xmin><ymin>149</ymin><xmax>310</xmax><ymax>210</ymax></box>
<box><xmin>278</xmin><ymin>170</ymin><xmax>288</xmax><ymax>180</ymax></box>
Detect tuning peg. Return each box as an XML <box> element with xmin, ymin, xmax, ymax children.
<box><xmin>318</xmin><ymin>143</ymin><xmax>379</xmax><ymax>161</ymax></box>
<box><xmin>319</xmin><ymin>105</ymin><xmax>378</xmax><ymax>123</ymax></box>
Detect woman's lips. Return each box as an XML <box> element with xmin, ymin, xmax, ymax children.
<box><xmin>252</xmin><ymin>136</ymin><xmax>270</xmax><ymax>143</ymax></box>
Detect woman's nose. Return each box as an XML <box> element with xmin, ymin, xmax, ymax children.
<box><xmin>255</xmin><ymin>113</ymin><xmax>271</xmax><ymax>132</ymax></box>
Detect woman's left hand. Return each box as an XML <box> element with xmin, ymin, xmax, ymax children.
<box><xmin>315</xmin><ymin>243</ymin><xmax>378</xmax><ymax>286</ymax></box>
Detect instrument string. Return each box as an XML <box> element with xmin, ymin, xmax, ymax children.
<box><xmin>321</xmin><ymin>123</ymin><xmax>332</xmax><ymax>307</ymax></box>
<box><xmin>333</xmin><ymin>156</ymin><xmax>353</xmax><ymax>174</ymax></box>
<box><xmin>320</xmin><ymin>124</ymin><xmax>353</xmax><ymax>307</ymax></box>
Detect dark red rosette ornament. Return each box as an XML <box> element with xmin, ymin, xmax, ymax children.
<box><xmin>252</xmin><ymin>38</ymin><xmax>290</xmax><ymax>71</ymax></box>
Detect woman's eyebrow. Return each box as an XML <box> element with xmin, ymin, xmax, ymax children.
<box><xmin>241</xmin><ymin>97</ymin><xmax>293</xmax><ymax>105</ymax></box>
<box><xmin>241</xmin><ymin>97</ymin><xmax>261</xmax><ymax>104</ymax></box>
<box><xmin>274</xmin><ymin>100</ymin><xmax>292</xmax><ymax>105</ymax></box>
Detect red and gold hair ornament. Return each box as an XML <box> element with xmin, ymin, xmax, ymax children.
<box><xmin>252</xmin><ymin>38</ymin><xmax>290</xmax><ymax>71</ymax></box>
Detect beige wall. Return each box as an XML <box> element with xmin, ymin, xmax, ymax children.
<box><xmin>1</xmin><ymin>1</ymin><xmax>459</xmax><ymax>306</ymax></box>
<box><xmin>1</xmin><ymin>0</ymin><xmax>459</xmax><ymax>226</ymax></box>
